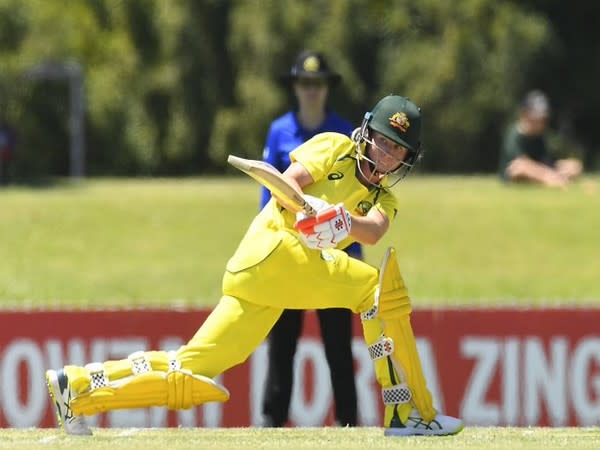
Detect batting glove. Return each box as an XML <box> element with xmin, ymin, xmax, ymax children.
<box><xmin>294</xmin><ymin>195</ymin><xmax>337</xmax><ymax>250</ymax></box>
<box><xmin>294</xmin><ymin>202</ymin><xmax>352</xmax><ymax>250</ymax></box>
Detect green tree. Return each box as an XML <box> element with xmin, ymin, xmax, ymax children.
<box><xmin>2</xmin><ymin>0</ymin><xmax>591</xmax><ymax>176</ymax></box>
<box><xmin>370</xmin><ymin>0</ymin><xmax>551</xmax><ymax>172</ymax></box>
<box><xmin>209</xmin><ymin>0</ymin><xmax>551</xmax><ymax>173</ymax></box>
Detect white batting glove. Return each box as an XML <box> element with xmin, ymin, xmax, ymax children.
<box><xmin>294</xmin><ymin>195</ymin><xmax>336</xmax><ymax>250</ymax></box>
<box><xmin>296</xmin><ymin>232</ymin><xmax>323</xmax><ymax>250</ymax></box>
<box><xmin>294</xmin><ymin>203</ymin><xmax>352</xmax><ymax>250</ymax></box>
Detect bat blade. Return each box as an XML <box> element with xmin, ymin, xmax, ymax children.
<box><xmin>227</xmin><ymin>155</ymin><xmax>316</xmax><ymax>216</ymax></box>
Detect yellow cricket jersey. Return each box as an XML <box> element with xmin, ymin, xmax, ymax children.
<box><xmin>291</xmin><ymin>132</ymin><xmax>399</xmax><ymax>249</ymax></box>
<box><xmin>226</xmin><ymin>132</ymin><xmax>398</xmax><ymax>273</ymax></box>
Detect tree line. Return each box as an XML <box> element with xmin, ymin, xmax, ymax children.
<box><xmin>0</xmin><ymin>0</ymin><xmax>597</xmax><ymax>178</ymax></box>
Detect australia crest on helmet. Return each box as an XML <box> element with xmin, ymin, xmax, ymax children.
<box><xmin>389</xmin><ymin>112</ymin><xmax>410</xmax><ymax>133</ymax></box>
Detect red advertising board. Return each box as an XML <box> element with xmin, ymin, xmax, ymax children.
<box><xmin>0</xmin><ymin>308</ymin><xmax>598</xmax><ymax>428</ymax></box>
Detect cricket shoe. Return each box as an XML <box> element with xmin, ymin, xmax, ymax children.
<box><xmin>45</xmin><ymin>369</ymin><xmax>92</xmax><ymax>435</ymax></box>
<box><xmin>385</xmin><ymin>409</ymin><xmax>464</xmax><ymax>437</ymax></box>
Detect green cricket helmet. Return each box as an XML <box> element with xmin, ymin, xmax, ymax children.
<box><xmin>353</xmin><ymin>95</ymin><xmax>423</xmax><ymax>182</ymax></box>
<box><xmin>369</xmin><ymin>95</ymin><xmax>421</xmax><ymax>152</ymax></box>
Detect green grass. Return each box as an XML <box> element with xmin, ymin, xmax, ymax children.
<box><xmin>0</xmin><ymin>427</ymin><xmax>599</xmax><ymax>450</ymax></box>
<box><xmin>0</xmin><ymin>176</ymin><xmax>599</xmax><ymax>308</ymax></box>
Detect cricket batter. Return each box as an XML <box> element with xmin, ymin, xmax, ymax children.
<box><xmin>45</xmin><ymin>95</ymin><xmax>464</xmax><ymax>437</ymax></box>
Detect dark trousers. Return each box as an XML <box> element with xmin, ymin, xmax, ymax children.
<box><xmin>261</xmin><ymin>307</ymin><xmax>358</xmax><ymax>426</ymax></box>
<box><xmin>0</xmin><ymin>158</ymin><xmax>8</xmax><ymax>185</ymax></box>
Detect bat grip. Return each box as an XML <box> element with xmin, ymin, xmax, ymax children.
<box><xmin>302</xmin><ymin>202</ymin><xmax>317</xmax><ymax>216</ymax></box>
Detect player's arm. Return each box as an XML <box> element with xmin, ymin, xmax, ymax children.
<box><xmin>271</xmin><ymin>162</ymin><xmax>314</xmax><ymax>211</ymax></box>
<box><xmin>506</xmin><ymin>156</ymin><xmax>567</xmax><ymax>188</ymax></box>
<box><xmin>295</xmin><ymin>202</ymin><xmax>389</xmax><ymax>249</ymax></box>
<box><xmin>283</xmin><ymin>161</ymin><xmax>314</xmax><ymax>190</ymax></box>
<box><xmin>349</xmin><ymin>207</ymin><xmax>390</xmax><ymax>245</ymax></box>
<box><xmin>285</xmin><ymin>159</ymin><xmax>389</xmax><ymax>246</ymax></box>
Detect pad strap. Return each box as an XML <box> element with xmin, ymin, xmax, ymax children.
<box><xmin>382</xmin><ymin>383</ymin><xmax>412</xmax><ymax>405</ymax></box>
<box><xmin>367</xmin><ymin>335</ymin><xmax>394</xmax><ymax>360</ymax></box>
<box><xmin>128</xmin><ymin>351</ymin><xmax>151</xmax><ymax>375</ymax></box>
<box><xmin>85</xmin><ymin>362</ymin><xmax>109</xmax><ymax>390</ymax></box>
<box><xmin>361</xmin><ymin>287</ymin><xmax>380</xmax><ymax>320</ymax></box>
<box><xmin>168</xmin><ymin>350</ymin><xmax>182</xmax><ymax>371</ymax></box>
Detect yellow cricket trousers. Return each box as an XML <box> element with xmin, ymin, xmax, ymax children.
<box><xmin>66</xmin><ymin>231</ymin><xmax>378</xmax><ymax>394</ymax></box>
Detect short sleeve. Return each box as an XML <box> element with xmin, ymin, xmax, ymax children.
<box><xmin>290</xmin><ymin>133</ymin><xmax>340</xmax><ymax>183</ymax></box>
<box><xmin>373</xmin><ymin>190</ymin><xmax>398</xmax><ymax>222</ymax></box>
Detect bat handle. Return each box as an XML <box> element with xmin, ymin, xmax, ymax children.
<box><xmin>302</xmin><ymin>202</ymin><xmax>317</xmax><ymax>216</ymax></box>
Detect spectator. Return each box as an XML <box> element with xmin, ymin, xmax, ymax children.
<box><xmin>260</xmin><ymin>50</ymin><xmax>358</xmax><ymax>427</ymax></box>
<box><xmin>0</xmin><ymin>116</ymin><xmax>16</xmax><ymax>185</ymax></box>
<box><xmin>499</xmin><ymin>90</ymin><xmax>582</xmax><ymax>188</ymax></box>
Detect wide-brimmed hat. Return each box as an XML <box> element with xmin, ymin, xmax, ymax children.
<box><xmin>279</xmin><ymin>50</ymin><xmax>342</xmax><ymax>86</ymax></box>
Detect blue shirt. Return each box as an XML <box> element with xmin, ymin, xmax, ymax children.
<box><xmin>260</xmin><ymin>110</ymin><xmax>362</xmax><ymax>258</ymax></box>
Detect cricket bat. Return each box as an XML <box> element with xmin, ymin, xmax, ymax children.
<box><xmin>227</xmin><ymin>155</ymin><xmax>316</xmax><ymax>216</ymax></box>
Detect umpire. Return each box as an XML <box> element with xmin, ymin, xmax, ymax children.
<box><xmin>260</xmin><ymin>50</ymin><xmax>358</xmax><ymax>427</ymax></box>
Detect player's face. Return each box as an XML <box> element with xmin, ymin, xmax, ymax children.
<box><xmin>366</xmin><ymin>131</ymin><xmax>409</xmax><ymax>174</ymax></box>
<box><xmin>522</xmin><ymin>113</ymin><xmax>548</xmax><ymax>136</ymax></box>
<box><xmin>293</xmin><ymin>77</ymin><xmax>329</xmax><ymax>109</ymax></box>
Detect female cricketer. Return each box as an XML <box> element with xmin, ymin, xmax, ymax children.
<box><xmin>45</xmin><ymin>95</ymin><xmax>464</xmax><ymax>437</ymax></box>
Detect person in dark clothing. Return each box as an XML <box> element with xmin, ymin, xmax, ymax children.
<box><xmin>499</xmin><ymin>90</ymin><xmax>582</xmax><ymax>188</ymax></box>
<box><xmin>0</xmin><ymin>117</ymin><xmax>16</xmax><ymax>185</ymax></box>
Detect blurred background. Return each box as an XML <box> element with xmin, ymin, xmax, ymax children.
<box><xmin>0</xmin><ymin>0</ymin><xmax>598</xmax><ymax>179</ymax></box>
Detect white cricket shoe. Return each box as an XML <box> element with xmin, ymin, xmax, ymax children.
<box><xmin>385</xmin><ymin>409</ymin><xmax>464</xmax><ymax>437</ymax></box>
<box><xmin>45</xmin><ymin>369</ymin><xmax>92</xmax><ymax>436</ymax></box>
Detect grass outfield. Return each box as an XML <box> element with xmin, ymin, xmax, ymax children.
<box><xmin>1</xmin><ymin>427</ymin><xmax>599</xmax><ymax>449</ymax></box>
<box><xmin>0</xmin><ymin>175</ymin><xmax>599</xmax><ymax>308</ymax></box>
